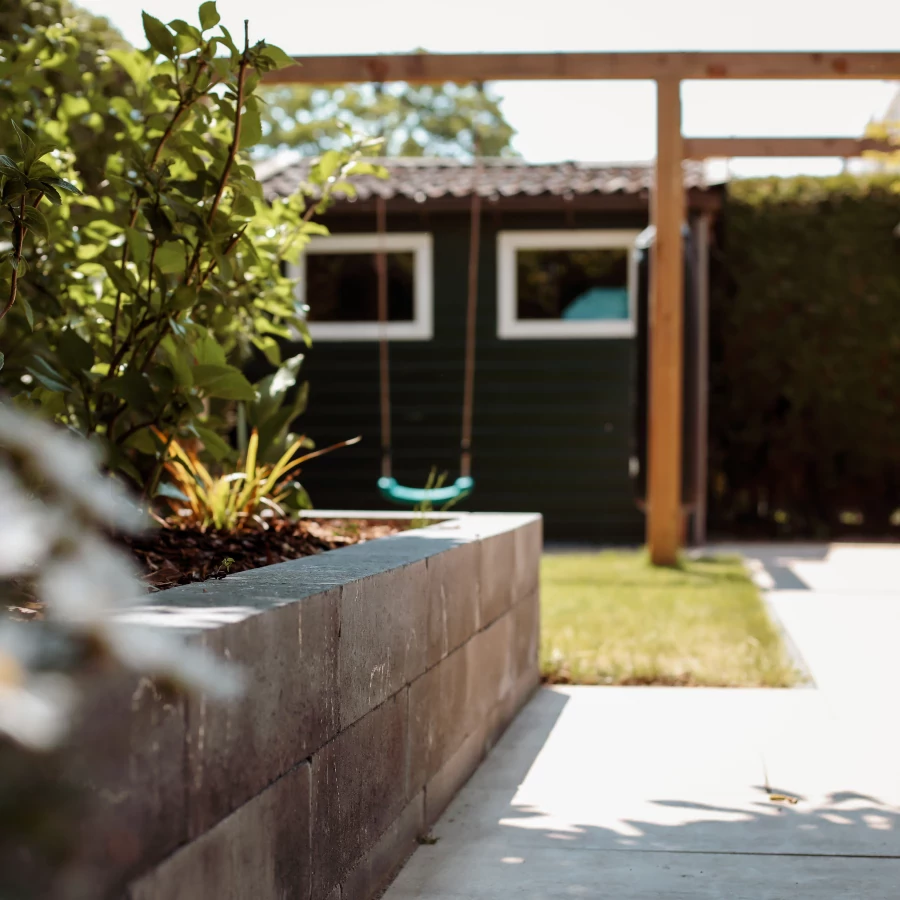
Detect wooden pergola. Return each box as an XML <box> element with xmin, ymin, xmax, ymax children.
<box><xmin>266</xmin><ymin>52</ymin><xmax>900</xmax><ymax>564</ymax></box>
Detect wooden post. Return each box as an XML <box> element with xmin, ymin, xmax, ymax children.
<box><xmin>648</xmin><ymin>78</ymin><xmax>685</xmax><ymax>565</ymax></box>
<box><xmin>691</xmin><ymin>212</ymin><xmax>711</xmax><ymax>547</ymax></box>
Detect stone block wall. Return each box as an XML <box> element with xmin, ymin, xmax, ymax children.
<box><xmin>61</xmin><ymin>513</ymin><xmax>541</xmax><ymax>900</ymax></box>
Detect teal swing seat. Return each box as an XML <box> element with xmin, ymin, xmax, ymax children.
<box><xmin>373</xmin><ymin>190</ymin><xmax>482</xmax><ymax>512</ymax></box>
<box><xmin>377</xmin><ymin>475</ymin><xmax>474</xmax><ymax>507</ymax></box>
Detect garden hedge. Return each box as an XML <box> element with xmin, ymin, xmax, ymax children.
<box><xmin>708</xmin><ymin>173</ymin><xmax>900</xmax><ymax>538</ymax></box>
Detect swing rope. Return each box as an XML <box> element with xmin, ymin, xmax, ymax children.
<box><xmin>376</xmin><ymin>196</ymin><xmax>392</xmax><ymax>479</ymax></box>
<box><xmin>376</xmin><ymin>162</ymin><xmax>481</xmax><ymax>507</ymax></box>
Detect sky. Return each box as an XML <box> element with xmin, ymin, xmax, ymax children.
<box><xmin>80</xmin><ymin>0</ymin><xmax>900</xmax><ymax>176</ymax></box>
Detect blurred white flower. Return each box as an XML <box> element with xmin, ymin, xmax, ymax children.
<box><xmin>37</xmin><ymin>536</ymin><xmax>144</xmax><ymax>625</ymax></box>
<box><xmin>0</xmin><ymin>403</ymin><xmax>145</xmax><ymax>533</ymax></box>
<box><xmin>103</xmin><ymin>625</ymin><xmax>244</xmax><ymax>700</ymax></box>
<box><xmin>0</xmin><ymin>672</ymin><xmax>75</xmax><ymax>752</ymax></box>
<box><xmin>0</xmin><ymin>635</ymin><xmax>75</xmax><ymax>752</ymax></box>
<box><xmin>0</xmin><ymin>402</ymin><xmax>243</xmax><ymax>752</ymax></box>
<box><xmin>0</xmin><ymin>470</ymin><xmax>61</xmax><ymax>577</ymax></box>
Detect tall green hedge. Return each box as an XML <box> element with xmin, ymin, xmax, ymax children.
<box><xmin>708</xmin><ymin>174</ymin><xmax>900</xmax><ymax>537</ymax></box>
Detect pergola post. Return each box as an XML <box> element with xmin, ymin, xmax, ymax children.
<box><xmin>647</xmin><ymin>78</ymin><xmax>685</xmax><ymax>565</ymax></box>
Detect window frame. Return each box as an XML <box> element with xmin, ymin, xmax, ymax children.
<box><xmin>289</xmin><ymin>232</ymin><xmax>434</xmax><ymax>342</ymax></box>
<box><xmin>496</xmin><ymin>229</ymin><xmax>640</xmax><ymax>340</ymax></box>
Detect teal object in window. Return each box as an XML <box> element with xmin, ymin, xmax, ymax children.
<box><xmin>562</xmin><ymin>287</ymin><xmax>629</xmax><ymax>320</ymax></box>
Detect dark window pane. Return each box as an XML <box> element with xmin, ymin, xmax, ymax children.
<box><xmin>516</xmin><ymin>248</ymin><xmax>629</xmax><ymax>321</ymax></box>
<box><xmin>305</xmin><ymin>251</ymin><xmax>415</xmax><ymax>322</ymax></box>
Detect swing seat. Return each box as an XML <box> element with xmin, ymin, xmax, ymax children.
<box><xmin>378</xmin><ymin>475</ymin><xmax>474</xmax><ymax>508</ymax></box>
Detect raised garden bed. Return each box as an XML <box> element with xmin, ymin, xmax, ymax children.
<box><xmin>124</xmin><ymin>517</ymin><xmax>411</xmax><ymax>589</ymax></box>
<box><xmin>58</xmin><ymin>511</ymin><xmax>542</xmax><ymax>900</ymax></box>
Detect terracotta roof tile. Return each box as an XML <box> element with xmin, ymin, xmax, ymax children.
<box><xmin>258</xmin><ymin>156</ymin><xmax>717</xmax><ymax>203</ymax></box>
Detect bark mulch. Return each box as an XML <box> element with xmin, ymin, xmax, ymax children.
<box><xmin>122</xmin><ymin>518</ymin><xmax>408</xmax><ymax>591</ymax></box>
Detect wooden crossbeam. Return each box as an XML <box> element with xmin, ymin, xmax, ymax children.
<box><xmin>684</xmin><ymin>136</ymin><xmax>895</xmax><ymax>158</ymax></box>
<box><xmin>264</xmin><ymin>51</ymin><xmax>900</xmax><ymax>85</ymax></box>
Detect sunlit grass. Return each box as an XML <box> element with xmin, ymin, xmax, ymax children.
<box><xmin>540</xmin><ymin>551</ymin><xmax>798</xmax><ymax>687</ymax></box>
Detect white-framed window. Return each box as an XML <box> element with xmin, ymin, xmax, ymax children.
<box><xmin>288</xmin><ymin>233</ymin><xmax>433</xmax><ymax>341</ymax></box>
<box><xmin>497</xmin><ymin>229</ymin><xmax>640</xmax><ymax>339</ymax></box>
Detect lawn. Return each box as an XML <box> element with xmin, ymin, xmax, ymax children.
<box><xmin>540</xmin><ymin>551</ymin><xmax>798</xmax><ymax>687</ymax></box>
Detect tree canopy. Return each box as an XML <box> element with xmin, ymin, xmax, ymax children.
<box><xmin>259</xmin><ymin>80</ymin><xmax>518</xmax><ymax>158</ymax></box>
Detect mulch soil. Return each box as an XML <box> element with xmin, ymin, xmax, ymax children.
<box><xmin>122</xmin><ymin>518</ymin><xmax>408</xmax><ymax>591</ymax></box>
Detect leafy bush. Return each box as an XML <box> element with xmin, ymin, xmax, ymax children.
<box><xmin>0</xmin><ymin>2</ymin><xmax>381</xmax><ymax>493</ymax></box>
<box><xmin>709</xmin><ymin>174</ymin><xmax>900</xmax><ymax>536</ymax></box>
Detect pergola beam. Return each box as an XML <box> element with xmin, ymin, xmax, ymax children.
<box><xmin>265</xmin><ymin>51</ymin><xmax>900</xmax><ymax>85</ymax></box>
<box><xmin>264</xmin><ymin>49</ymin><xmax>900</xmax><ymax>564</ymax></box>
<box><xmin>685</xmin><ymin>136</ymin><xmax>895</xmax><ymax>158</ymax></box>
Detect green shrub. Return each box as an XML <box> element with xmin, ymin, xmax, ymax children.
<box><xmin>709</xmin><ymin>173</ymin><xmax>900</xmax><ymax>536</ymax></box>
<box><xmin>0</xmin><ymin>2</ymin><xmax>380</xmax><ymax>493</ymax></box>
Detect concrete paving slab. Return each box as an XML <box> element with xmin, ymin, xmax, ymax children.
<box><xmin>384</xmin><ymin>544</ymin><xmax>900</xmax><ymax>900</ymax></box>
<box><xmin>386</xmin><ymin>845</ymin><xmax>900</xmax><ymax>900</ymax></box>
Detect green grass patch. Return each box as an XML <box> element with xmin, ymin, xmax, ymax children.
<box><xmin>540</xmin><ymin>551</ymin><xmax>798</xmax><ymax>687</ymax></box>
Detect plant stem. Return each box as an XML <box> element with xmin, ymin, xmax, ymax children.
<box><xmin>111</xmin><ymin>60</ymin><xmax>208</xmax><ymax>356</ymax></box>
<box><xmin>0</xmin><ymin>198</ymin><xmax>28</xmax><ymax>324</ymax></box>
<box><xmin>186</xmin><ymin>22</ymin><xmax>250</xmax><ymax>284</ymax></box>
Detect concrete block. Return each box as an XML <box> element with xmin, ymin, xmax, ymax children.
<box><xmin>62</xmin><ymin>672</ymin><xmax>187</xmax><ymax>898</ymax></box>
<box><xmin>130</xmin><ymin>762</ymin><xmax>311</xmax><ymax>900</ymax></box>
<box><xmin>514</xmin><ymin>518</ymin><xmax>543</xmax><ymax>601</ymax></box>
<box><xmin>425</xmin><ymin>541</ymin><xmax>481</xmax><ymax>667</ymax></box>
<box><xmin>341</xmin><ymin>792</ymin><xmax>424</xmax><ymax>900</ymax></box>
<box><xmin>408</xmin><ymin>645</ymin><xmax>470</xmax><ymax>796</ymax></box>
<box><xmin>464</xmin><ymin>614</ymin><xmax>514</xmax><ymax>738</ymax></box>
<box><xmin>339</xmin><ymin>562</ymin><xmax>428</xmax><ymax>729</ymax></box>
<box><xmin>424</xmin><ymin>721</ymin><xmax>487</xmax><ymax>826</ymax></box>
<box><xmin>478</xmin><ymin>531</ymin><xmax>516</xmax><ymax>627</ymax></box>
<box><xmin>186</xmin><ymin>587</ymin><xmax>340</xmax><ymax>836</ymax></box>
<box><xmin>311</xmin><ymin>691</ymin><xmax>409</xmax><ymax>898</ymax></box>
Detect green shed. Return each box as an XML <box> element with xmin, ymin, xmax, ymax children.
<box><xmin>261</xmin><ymin>159</ymin><xmax>722</xmax><ymax>542</ymax></box>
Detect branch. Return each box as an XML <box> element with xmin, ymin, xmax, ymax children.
<box><xmin>111</xmin><ymin>59</ymin><xmax>209</xmax><ymax>354</ymax></box>
<box><xmin>186</xmin><ymin>21</ymin><xmax>251</xmax><ymax>284</ymax></box>
<box><xmin>0</xmin><ymin>198</ymin><xmax>28</xmax><ymax>324</ymax></box>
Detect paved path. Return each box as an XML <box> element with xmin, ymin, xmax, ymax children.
<box><xmin>384</xmin><ymin>544</ymin><xmax>900</xmax><ymax>899</ymax></box>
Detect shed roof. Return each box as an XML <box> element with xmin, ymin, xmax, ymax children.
<box><xmin>258</xmin><ymin>156</ymin><xmax>721</xmax><ymax>205</ymax></box>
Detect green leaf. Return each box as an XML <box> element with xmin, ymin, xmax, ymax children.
<box><xmin>160</xmin><ymin>336</ymin><xmax>194</xmax><ymax>388</ymax></box>
<box><xmin>316</xmin><ymin>149</ymin><xmax>342</xmax><ymax>181</ymax></box>
<box><xmin>0</xmin><ymin>351</ymin><xmax>4</xmax><ymax>372</ymax></box>
<box><xmin>108</xmin><ymin>49</ymin><xmax>149</xmax><ymax>86</ymax></box>
<box><xmin>216</xmin><ymin>24</ymin><xmax>239</xmax><ymax>55</ymax></box>
<box><xmin>11</xmin><ymin>122</ymin><xmax>34</xmax><ymax>161</ymax></box>
<box><xmin>193</xmin><ymin>364</ymin><xmax>256</xmax><ymax>401</ymax></box>
<box><xmin>125</xmin><ymin>227</ymin><xmax>150</xmax><ymax>264</ymax></box>
<box><xmin>142</xmin><ymin>11</ymin><xmax>176</xmax><ymax>59</ymax></box>
<box><xmin>22</xmin><ymin>206</ymin><xmax>48</xmax><ymax>239</ymax></box>
<box><xmin>18</xmin><ymin>293</ymin><xmax>33</xmax><ymax>330</ymax></box>
<box><xmin>0</xmin><ymin>156</ymin><xmax>21</xmax><ymax>178</ymax></box>
<box><xmin>251</xmin><ymin>335</ymin><xmax>282</xmax><ymax>366</ymax></box>
<box><xmin>195</xmin><ymin>425</ymin><xmax>233</xmax><ymax>461</ymax></box>
<box><xmin>260</xmin><ymin>44</ymin><xmax>295</xmax><ymax>70</ymax></box>
<box><xmin>41</xmin><ymin>183</ymin><xmax>62</xmax><ymax>206</ymax></box>
<box><xmin>232</xmin><ymin>191</ymin><xmax>256</xmax><ymax>218</ymax></box>
<box><xmin>45</xmin><ymin>177</ymin><xmax>81</xmax><ymax>196</ymax></box>
<box><xmin>58</xmin><ymin>329</ymin><xmax>94</xmax><ymax>373</ymax></box>
<box><xmin>155</xmin><ymin>241</ymin><xmax>186</xmax><ymax>274</ymax></box>
<box><xmin>199</xmin><ymin>1</ymin><xmax>221</xmax><ymax>30</ymax></box>
<box><xmin>191</xmin><ymin>334</ymin><xmax>227</xmax><ymax>366</ymax></box>
<box><xmin>170</xmin><ymin>285</ymin><xmax>195</xmax><ymax>311</ymax></box>
<box><xmin>101</xmin><ymin>369</ymin><xmax>154</xmax><ymax>408</ymax></box>
<box><xmin>238</xmin><ymin>105</ymin><xmax>262</xmax><ymax>151</ymax></box>
<box><xmin>156</xmin><ymin>481</ymin><xmax>192</xmax><ymax>502</ymax></box>
<box><xmin>28</xmin><ymin>140</ymin><xmax>57</xmax><ymax>167</ymax></box>
<box><xmin>27</xmin><ymin>357</ymin><xmax>71</xmax><ymax>393</ymax></box>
